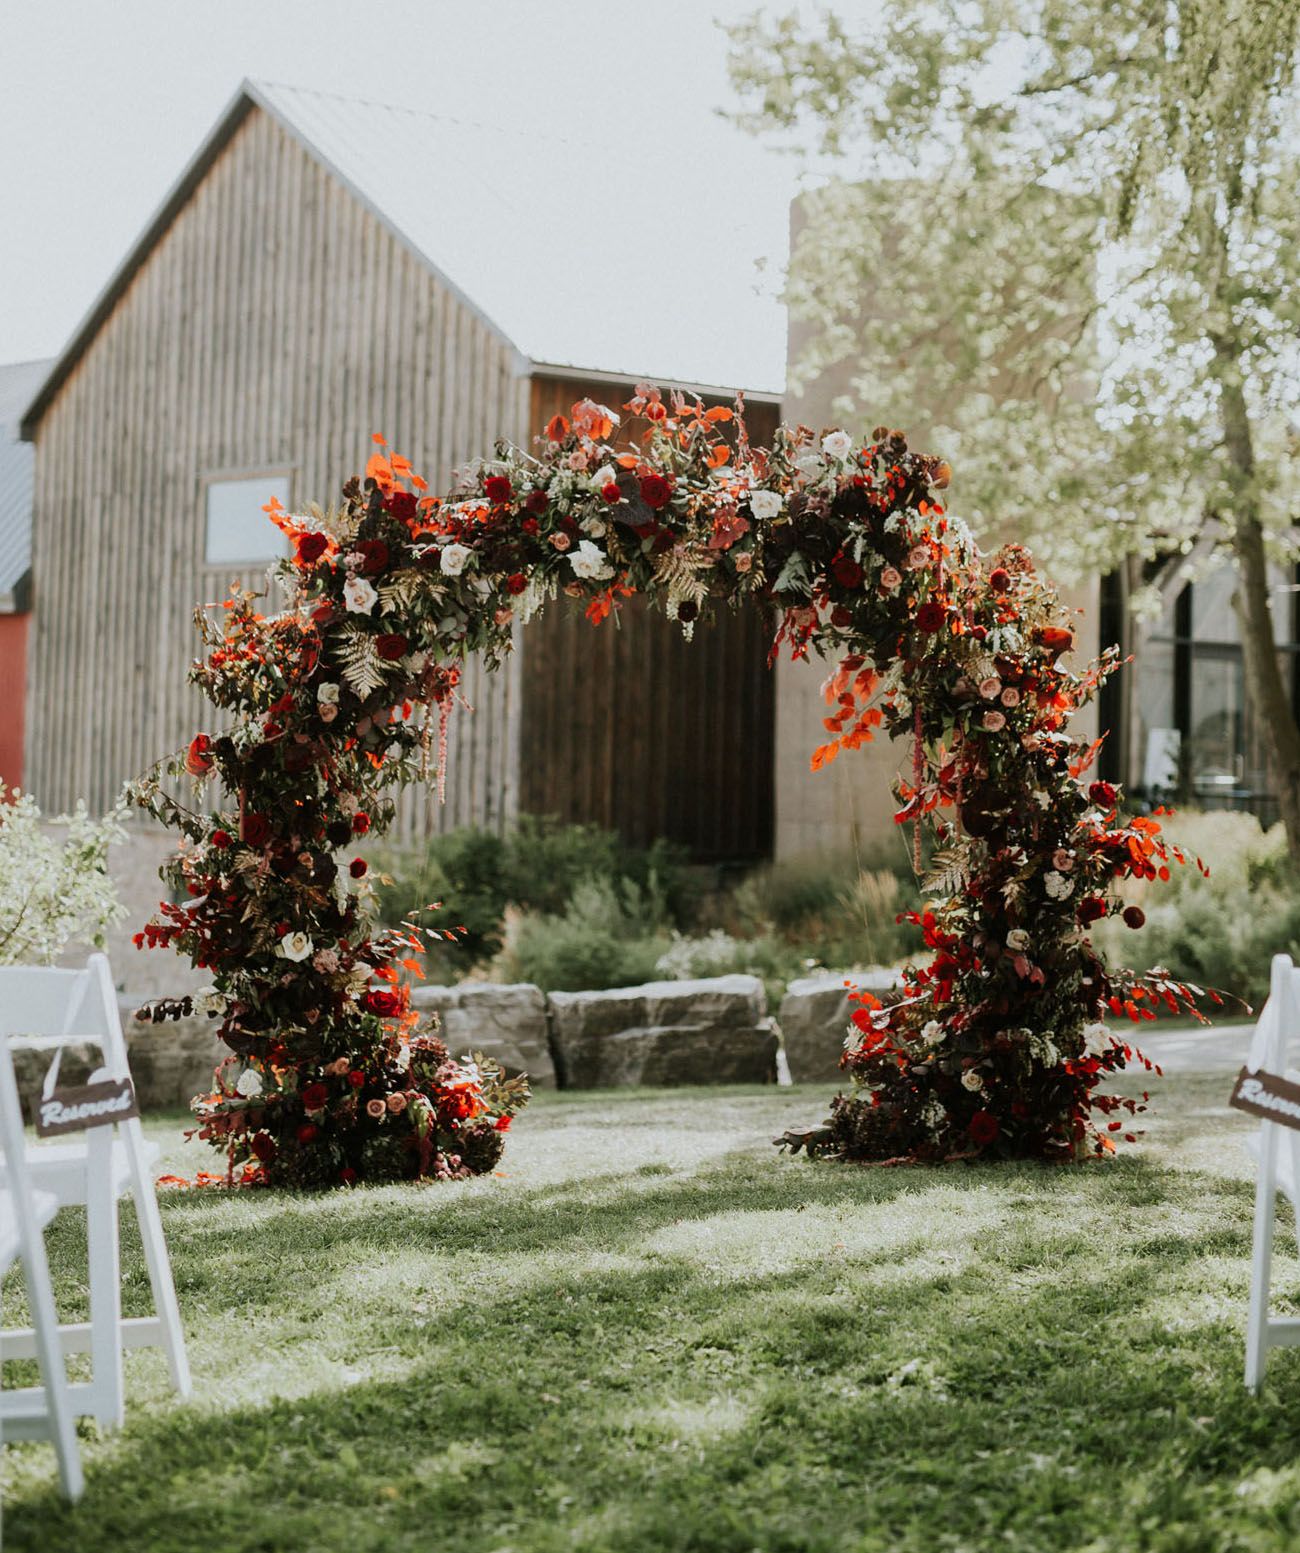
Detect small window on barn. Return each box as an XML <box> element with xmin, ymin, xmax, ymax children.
<box><xmin>204</xmin><ymin>474</ymin><xmax>291</xmax><ymax>565</ymax></box>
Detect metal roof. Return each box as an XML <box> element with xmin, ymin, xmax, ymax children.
<box><xmin>23</xmin><ymin>79</ymin><xmax>787</xmax><ymax>438</ymax></box>
<box><xmin>0</xmin><ymin>358</ymin><xmax>51</xmax><ymax>607</ymax></box>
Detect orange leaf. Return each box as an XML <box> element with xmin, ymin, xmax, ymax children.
<box><xmin>811</xmin><ymin>741</ymin><xmax>841</xmax><ymax>771</ymax></box>
<box><xmin>707</xmin><ymin>443</ymin><xmax>731</xmax><ymax>468</ymax></box>
<box><xmin>371</xmin><ymin>432</ymin><xmax>386</xmax><ymax>445</ymax></box>
<box><xmin>704</xmin><ymin>406</ymin><xmax>734</xmax><ymax>423</ymax></box>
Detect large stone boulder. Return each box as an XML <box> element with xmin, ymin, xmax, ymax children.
<box><xmin>779</xmin><ymin>970</ymin><xmax>904</xmax><ymax>1086</ymax></box>
<box><xmin>411</xmin><ymin>982</ymin><xmax>556</xmax><ymax>1089</ymax></box>
<box><xmin>547</xmin><ymin>975</ymin><xmax>778</xmax><ymax>1088</ymax></box>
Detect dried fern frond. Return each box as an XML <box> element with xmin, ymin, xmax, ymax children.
<box><xmin>337</xmin><ymin>623</ymin><xmax>388</xmax><ymax>698</ymax></box>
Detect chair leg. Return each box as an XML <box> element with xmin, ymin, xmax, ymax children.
<box><xmin>86</xmin><ymin>1166</ymin><xmax>125</xmax><ymax>1429</ymax></box>
<box><xmin>130</xmin><ymin>1176</ymin><xmax>190</xmax><ymax>1398</ymax></box>
<box><xmin>20</xmin><ymin>1246</ymin><xmax>84</xmax><ymax>1501</ymax></box>
<box><xmin>1246</xmin><ymin>1168</ymin><xmax>1276</xmax><ymax>1392</ymax></box>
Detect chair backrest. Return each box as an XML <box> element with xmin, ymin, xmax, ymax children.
<box><xmin>0</xmin><ymin>1007</ymin><xmax>49</xmax><ymax>1264</ymax></box>
<box><xmin>0</xmin><ymin>954</ymin><xmax>129</xmax><ymax>1079</ymax></box>
<box><xmin>1247</xmin><ymin>954</ymin><xmax>1300</xmax><ymax>1076</ymax></box>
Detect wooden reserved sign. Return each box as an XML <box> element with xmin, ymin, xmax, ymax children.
<box><xmin>33</xmin><ymin>1078</ymin><xmax>139</xmax><ymax>1138</ymax></box>
<box><xmin>1230</xmin><ymin>1067</ymin><xmax>1300</xmax><ymax>1131</ymax></box>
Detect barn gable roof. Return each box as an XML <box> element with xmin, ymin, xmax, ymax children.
<box><xmin>0</xmin><ymin>358</ymin><xmax>52</xmax><ymax>608</ymax></box>
<box><xmin>22</xmin><ymin>79</ymin><xmax>786</xmax><ymax>439</ymax></box>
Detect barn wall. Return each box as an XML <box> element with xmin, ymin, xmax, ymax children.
<box><xmin>0</xmin><ymin>612</ymin><xmax>27</xmax><ymax>789</ymax></box>
<box><xmin>26</xmin><ymin>106</ymin><xmax>528</xmax><ymax>837</ymax></box>
<box><xmin>517</xmin><ymin>375</ymin><xmax>779</xmax><ymax>862</ymax></box>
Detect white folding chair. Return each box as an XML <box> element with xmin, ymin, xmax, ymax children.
<box><xmin>0</xmin><ymin>1028</ymin><xmax>83</xmax><ymax>1499</ymax></box>
<box><xmin>1242</xmin><ymin>953</ymin><xmax>1300</xmax><ymax>1389</ymax></box>
<box><xmin>0</xmin><ymin>953</ymin><xmax>190</xmax><ymax>1428</ymax></box>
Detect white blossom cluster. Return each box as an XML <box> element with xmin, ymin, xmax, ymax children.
<box><xmin>0</xmin><ymin>788</ymin><xmax>127</xmax><ymax>966</ymax></box>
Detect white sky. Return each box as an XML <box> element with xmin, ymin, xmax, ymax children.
<box><xmin>0</xmin><ymin>0</ymin><xmax>848</xmax><ymax>371</ymax></box>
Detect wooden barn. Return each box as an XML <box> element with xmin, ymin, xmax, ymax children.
<box><xmin>19</xmin><ymin>80</ymin><xmax>784</xmax><ymax>863</ymax></box>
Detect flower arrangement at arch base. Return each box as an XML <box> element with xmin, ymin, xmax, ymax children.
<box><xmin>131</xmin><ymin>383</ymin><xmax>1219</xmax><ymax>1188</ymax></box>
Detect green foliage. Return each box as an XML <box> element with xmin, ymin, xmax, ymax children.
<box><xmin>726</xmin><ymin>2</ymin><xmax>1300</xmax><ymax>583</ymax></box>
<box><xmin>500</xmin><ymin>876</ymin><xmax>672</xmax><ymax>992</ymax></box>
<box><xmin>13</xmin><ymin>1079</ymin><xmax>1300</xmax><ymax>1552</ymax></box>
<box><xmin>728</xmin><ymin>846</ymin><xmax>921</xmax><ymax>971</ymax></box>
<box><xmin>1095</xmin><ymin>808</ymin><xmax>1300</xmax><ymax>1008</ymax></box>
<box><xmin>653</xmin><ymin>929</ymin><xmax>809</xmax><ymax>1010</ymax></box>
<box><xmin>373</xmin><ymin>817</ymin><xmax>694</xmax><ymax>973</ymax></box>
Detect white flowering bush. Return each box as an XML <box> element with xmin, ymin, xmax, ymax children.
<box><xmin>0</xmin><ymin>787</ymin><xmax>127</xmax><ymax>965</ymax></box>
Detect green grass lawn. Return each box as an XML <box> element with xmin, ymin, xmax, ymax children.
<box><xmin>6</xmin><ymin>1073</ymin><xmax>1300</xmax><ymax>1552</ymax></box>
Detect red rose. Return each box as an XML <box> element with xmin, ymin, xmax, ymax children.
<box><xmin>601</xmin><ymin>481</ymin><xmax>623</xmax><ymax>504</ymax></box>
<box><xmin>375</xmin><ymin>633</ymin><xmax>408</xmax><ymax>661</ymax></box>
<box><xmin>352</xmin><ymin>813</ymin><xmax>370</xmax><ymax>835</ymax></box>
<box><xmin>350</xmin><ymin>858</ymin><xmax>368</xmax><ymax>878</ymax></box>
<box><xmin>297</xmin><ymin>532</ymin><xmax>329</xmax><ymax>566</ymax></box>
<box><xmin>241</xmin><ymin>813</ymin><xmax>271</xmax><ymax>847</ymax></box>
<box><xmin>507</xmin><ymin>573</ymin><xmax>528</xmax><ymax>595</ymax></box>
<box><xmin>915</xmin><ymin>601</ymin><xmax>946</xmax><ymax>633</ymax></box>
<box><xmin>185</xmin><ymin>734</ymin><xmax>214</xmax><ymax>777</ymax></box>
<box><xmin>639</xmin><ymin>473</ymin><xmax>673</xmax><ymax>510</ymax></box>
<box><xmin>210</xmin><ymin>829</ymin><xmax>232</xmax><ymax>849</ymax></box>
<box><xmin>484</xmin><ymin>475</ymin><xmax>514</xmax><ymax>504</ymax></box>
<box><xmin>1088</xmin><ymin>781</ymin><xmax>1117</xmax><ymax>808</ymax></box>
<box><xmin>831</xmin><ymin>554</ymin><xmax>863</xmax><ymax>590</ymax></box>
<box><xmin>525</xmin><ymin>489</ymin><xmax>549</xmax><ymax>515</ymax></box>
<box><xmin>830</xmin><ymin>605</ymin><xmax>853</xmax><ymax>628</ymax></box>
<box><xmin>494</xmin><ymin>1115</ymin><xmax>512</xmax><ymax>1132</ymax></box>
<box><xmin>301</xmin><ymin>1082</ymin><xmax>328</xmax><ymax>1112</ymax></box>
<box><xmin>522</xmin><ymin>517</ymin><xmax>540</xmax><ymax>536</ymax></box>
<box><xmin>312</xmin><ymin>602</ymin><xmax>336</xmax><ymax>627</ymax></box>
<box><xmin>386</xmin><ymin>490</ymin><xmax>417</xmax><ymax>523</ymax></box>
<box><xmin>1122</xmin><ymin>906</ymin><xmax>1146</xmax><ymax>930</ymax></box>
<box><xmin>968</xmin><ymin>1111</ymin><xmax>1000</xmax><ymax>1147</ymax></box>
<box><xmin>348</xmin><ymin>1070</ymin><xmax>366</xmax><ymax>1089</ymax></box>
<box><xmin>250</xmin><ymin>1132</ymin><xmax>276</xmax><ymax>1163</ymax></box>
<box><xmin>988</xmin><ymin>567</ymin><xmax>1011</xmax><ymax>593</ymax></box>
<box><xmin>363</xmin><ymin>989</ymin><xmax>402</xmax><ymax>1018</ymax></box>
<box><xmin>357</xmin><ymin>539</ymin><xmax>389</xmax><ymax>575</ymax></box>
<box><xmin>339</xmin><ymin>1167</ymin><xmax>357</xmax><ymax>1186</ymax></box>
<box><xmin>296</xmin><ymin>1123</ymin><xmax>318</xmax><ymax>1144</ymax></box>
<box><xmin>1037</xmin><ymin>626</ymin><xmax>1074</xmax><ymax>658</ymax></box>
<box><xmin>1077</xmin><ymin>897</ymin><xmax>1107</xmax><ymax>926</ymax></box>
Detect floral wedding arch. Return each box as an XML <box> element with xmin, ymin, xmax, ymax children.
<box><xmin>132</xmin><ymin>386</ymin><xmax>1209</xmax><ymax>1187</ymax></box>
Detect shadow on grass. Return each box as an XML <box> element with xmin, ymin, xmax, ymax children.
<box><xmin>7</xmin><ymin>1133</ymin><xmax>1300</xmax><ymax>1553</ymax></box>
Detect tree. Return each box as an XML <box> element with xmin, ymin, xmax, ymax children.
<box><xmin>727</xmin><ymin>0</ymin><xmax>1300</xmax><ymax>851</ymax></box>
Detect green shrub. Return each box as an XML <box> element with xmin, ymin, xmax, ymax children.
<box><xmin>1093</xmin><ymin>808</ymin><xmax>1300</xmax><ymax>1011</ymax></box>
<box><xmin>500</xmin><ymin>877</ymin><xmax>671</xmax><ymax>992</ymax></box>
<box><xmin>374</xmin><ymin>816</ymin><xmax>694</xmax><ymax>974</ymax></box>
<box><xmin>725</xmin><ymin>845</ymin><xmax>921</xmax><ymax>969</ymax></box>
<box><xmin>653</xmin><ymin>929</ymin><xmax>809</xmax><ymax>1009</ymax></box>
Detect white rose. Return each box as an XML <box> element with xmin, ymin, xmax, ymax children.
<box><xmin>579</xmin><ymin>515</ymin><xmax>607</xmax><ymax>537</ymax></box>
<box><xmin>279</xmin><ymin>930</ymin><xmax>314</xmax><ymax>963</ymax></box>
<box><xmin>748</xmin><ymin>488</ymin><xmax>784</xmax><ymax>520</ymax></box>
<box><xmin>1006</xmin><ymin>928</ymin><xmax>1030</xmax><ymax>951</ymax></box>
<box><xmin>317</xmin><ymin>682</ymin><xmax>340</xmax><ymax>705</ymax></box>
<box><xmin>439</xmin><ymin>543</ymin><xmax>472</xmax><ymax>577</ymax></box>
<box><xmin>343</xmin><ymin>576</ymin><xmax>377</xmax><ymax>614</ymax></box>
<box><xmin>821</xmin><ymin>430</ymin><xmax>854</xmax><ymax>459</ymax></box>
<box><xmin>961</xmin><ymin>1069</ymin><xmax>985</xmax><ymax>1092</ymax></box>
<box><xmin>1082</xmin><ymin>1021</ymin><xmax>1109</xmax><ymax>1056</ymax></box>
<box><xmin>590</xmin><ymin>464</ymin><xmax>616</xmax><ymax>490</ymax></box>
<box><xmin>569</xmin><ymin>540</ymin><xmax>614</xmax><ymax>581</ymax></box>
<box><xmin>193</xmin><ymin>986</ymin><xmax>224</xmax><ymax>1017</ymax></box>
<box><xmin>920</xmin><ymin>1019</ymin><xmax>945</xmax><ymax>1046</ymax></box>
<box><xmin>235</xmin><ymin>1067</ymin><xmax>263</xmax><ymax>1098</ymax></box>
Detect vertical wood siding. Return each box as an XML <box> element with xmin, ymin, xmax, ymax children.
<box><xmin>27</xmin><ymin>108</ymin><xmax>527</xmax><ymax>839</ymax></box>
<box><xmin>518</xmin><ymin>377</ymin><xmax>779</xmax><ymax>862</ymax></box>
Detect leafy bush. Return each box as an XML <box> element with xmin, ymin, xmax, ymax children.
<box><xmin>726</xmin><ymin>846</ymin><xmax>920</xmax><ymax>969</ymax></box>
<box><xmin>0</xmin><ymin>788</ymin><xmax>126</xmax><ymax>965</ymax></box>
<box><xmin>654</xmin><ymin>929</ymin><xmax>809</xmax><ymax>1009</ymax></box>
<box><xmin>1094</xmin><ymin>808</ymin><xmax>1300</xmax><ymax>1011</ymax></box>
<box><xmin>374</xmin><ymin>816</ymin><xmax>694</xmax><ymax>973</ymax></box>
<box><xmin>499</xmin><ymin>877</ymin><xmax>671</xmax><ymax>992</ymax></box>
